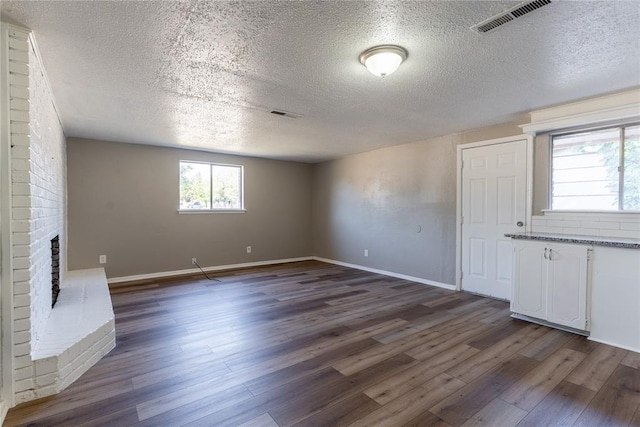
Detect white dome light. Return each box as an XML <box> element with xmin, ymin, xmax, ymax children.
<box><xmin>359</xmin><ymin>45</ymin><xmax>408</xmax><ymax>77</ymax></box>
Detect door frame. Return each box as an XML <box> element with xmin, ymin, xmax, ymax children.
<box><xmin>455</xmin><ymin>135</ymin><xmax>534</xmax><ymax>292</ymax></box>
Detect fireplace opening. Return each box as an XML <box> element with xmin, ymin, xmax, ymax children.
<box><xmin>51</xmin><ymin>235</ymin><xmax>60</xmax><ymax>308</ymax></box>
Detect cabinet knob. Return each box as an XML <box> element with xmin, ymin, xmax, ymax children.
<box><xmin>516</xmin><ymin>221</ymin><xmax>524</xmax><ymax>227</ymax></box>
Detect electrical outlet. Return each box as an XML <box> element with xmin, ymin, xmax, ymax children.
<box><xmin>192</xmin><ymin>258</ymin><xmax>197</xmax><ymax>265</ymax></box>
<box><xmin>364</xmin><ymin>249</ymin><xmax>368</xmax><ymax>257</ymax></box>
<box><xmin>99</xmin><ymin>254</ymin><xmax>107</xmax><ymax>264</ymax></box>
<box><xmin>246</xmin><ymin>246</ymin><xmax>252</xmax><ymax>254</ymax></box>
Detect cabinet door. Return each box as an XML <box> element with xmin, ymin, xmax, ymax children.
<box><xmin>546</xmin><ymin>244</ymin><xmax>589</xmax><ymax>330</ymax></box>
<box><xmin>511</xmin><ymin>241</ymin><xmax>546</xmax><ymax>319</ymax></box>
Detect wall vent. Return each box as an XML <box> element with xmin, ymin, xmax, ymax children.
<box><xmin>471</xmin><ymin>0</ymin><xmax>551</xmax><ymax>34</ymax></box>
<box><xmin>270</xmin><ymin>110</ymin><xmax>303</xmax><ymax>119</ymax></box>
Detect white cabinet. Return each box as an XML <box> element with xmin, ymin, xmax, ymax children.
<box><xmin>511</xmin><ymin>240</ymin><xmax>591</xmax><ymax>331</ymax></box>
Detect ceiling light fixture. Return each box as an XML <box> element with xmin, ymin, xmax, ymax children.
<box><xmin>359</xmin><ymin>45</ymin><xmax>408</xmax><ymax>77</ymax></box>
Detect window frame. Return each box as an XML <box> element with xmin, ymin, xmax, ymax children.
<box><xmin>548</xmin><ymin>122</ymin><xmax>640</xmax><ymax>212</ymax></box>
<box><xmin>178</xmin><ymin>160</ymin><xmax>245</xmax><ymax>213</ymax></box>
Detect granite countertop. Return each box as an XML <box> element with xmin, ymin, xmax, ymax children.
<box><xmin>504</xmin><ymin>232</ymin><xmax>640</xmax><ymax>249</ymax></box>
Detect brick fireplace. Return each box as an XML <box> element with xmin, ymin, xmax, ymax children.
<box><xmin>51</xmin><ymin>236</ymin><xmax>60</xmax><ymax>307</ymax></box>
<box><xmin>3</xmin><ymin>23</ymin><xmax>115</xmax><ymax>404</ymax></box>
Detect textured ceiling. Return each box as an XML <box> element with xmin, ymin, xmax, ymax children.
<box><xmin>1</xmin><ymin>1</ymin><xmax>639</xmax><ymax>162</ymax></box>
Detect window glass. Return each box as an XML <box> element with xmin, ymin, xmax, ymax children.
<box><xmin>212</xmin><ymin>164</ymin><xmax>242</xmax><ymax>209</ymax></box>
<box><xmin>180</xmin><ymin>161</ymin><xmax>243</xmax><ymax>210</ymax></box>
<box><xmin>623</xmin><ymin>125</ymin><xmax>640</xmax><ymax>210</ymax></box>
<box><xmin>551</xmin><ymin>124</ymin><xmax>638</xmax><ymax>211</ymax></box>
<box><xmin>180</xmin><ymin>162</ymin><xmax>211</xmax><ymax>210</ymax></box>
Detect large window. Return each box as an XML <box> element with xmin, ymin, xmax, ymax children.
<box><xmin>179</xmin><ymin>161</ymin><xmax>244</xmax><ymax>211</ymax></box>
<box><xmin>551</xmin><ymin>124</ymin><xmax>639</xmax><ymax>211</ymax></box>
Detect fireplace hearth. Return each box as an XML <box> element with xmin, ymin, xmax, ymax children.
<box><xmin>51</xmin><ymin>235</ymin><xmax>60</xmax><ymax>307</ymax></box>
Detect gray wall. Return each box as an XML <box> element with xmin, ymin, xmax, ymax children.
<box><xmin>533</xmin><ymin>133</ymin><xmax>551</xmax><ymax>214</ymax></box>
<box><xmin>67</xmin><ymin>138</ymin><xmax>313</xmax><ymax>278</ymax></box>
<box><xmin>311</xmin><ymin>123</ymin><xmax>522</xmax><ymax>286</ymax></box>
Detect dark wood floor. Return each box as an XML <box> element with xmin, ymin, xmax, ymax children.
<box><xmin>6</xmin><ymin>260</ymin><xmax>640</xmax><ymax>426</ymax></box>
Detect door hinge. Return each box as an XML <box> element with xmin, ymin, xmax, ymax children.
<box><xmin>459</xmin><ymin>271</ymin><xmax>464</xmax><ymax>280</ymax></box>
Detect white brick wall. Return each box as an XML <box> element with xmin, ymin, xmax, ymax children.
<box><xmin>531</xmin><ymin>211</ymin><xmax>640</xmax><ymax>239</ymax></box>
<box><xmin>4</xmin><ymin>25</ymin><xmax>115</xmax><ymax>406</ymax></box>
<box><xmin>6</xmin><ymin>26</ymin><xmax>33</xmax><ymax>403</ymax></box>
<box><xmin>25</xmin><ymin>33</ymin><xmax>66</xmax><ymax>349</ymax></box>
<box><xmin>7</xmin><ymin>26</ymin><xmax>68</xmax><ymax>404</ymax></box>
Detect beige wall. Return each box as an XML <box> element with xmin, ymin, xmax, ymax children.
<box><xmin>311</xmin><ymin>123</ymin><xmax>523</xmax><ymax>285</ymax></box>
<box><xmin>67</xmin><ymin>138</ymin><xmax>313</xmax><ymax>278</ymax></box>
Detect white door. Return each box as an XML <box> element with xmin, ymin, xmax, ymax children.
<box><xmin>461</xmin><ymin>139</ymin><xmax>528</xmax><ymax>300</ymax></box>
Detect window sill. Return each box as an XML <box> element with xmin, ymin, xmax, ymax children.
<box><xmin>178</xmin><ymin>209</ymin><xmax>247</xmax><ymax>214</ymax></box>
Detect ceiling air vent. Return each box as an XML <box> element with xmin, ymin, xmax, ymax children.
<box><xmin>471</xmin><ymin>0</ymin><xmax>551</xmax><ymax>34</ymax></box>
<box><xmin>269</xmin><ymin>109</ymin><xmax>303</xmax><ymax>119</ymax></box>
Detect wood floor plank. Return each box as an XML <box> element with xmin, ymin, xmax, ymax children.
<box><xmin>290</xmin><ymin>393</ymin><xmax>380</xmax><ymax>427</ymax></box>
<box><xmin>445</xmin><ymin>324</ymin><xmax>540</xmax><ymax>384</ymax></box>
<box><xmin>573</xmin><ymin>364</ymin><xmax>640</xmax><ymax>427</ymax></box>
<box><xmin>562</xmin><ymin>333</ymin><xmax>600</xmax><ymax>355</ymax></box>
<box><xmin>364</xmin><ymin>343</ymin><xmax>480</xmax><ymax>405</ymax></box>
<box><xmin>336</xmin><ymin>353</ymin><xmax>418</xmax><ymax>401</ymax></box>
<box><xmin>349</xmin><ymin>374</ymin><xmax>465</xmax><ymax>427</ymax></box>
<box><xmin>308</xmin><ymin>318</ymin><xmax>409</xmax><ymax>354</ymax></box>
<box><xmin>420</xmin><ymin>293</ymin><xmax>462</xmax><ymax>307</ymax></box>
<box><xmin>518</xmin><ymin>328</ymin><xmax>573</xmax><ymax>361</ymax></box>
<box><xmin>332</xmin><ymin>329</ymin><xmax>440</xmax><ymax>375</ymax></box>
<box><xmin>459</xmin><ymin>398</ymin><xmax>527</xmax><ymax>427</ymax></box>
<box><xmin>135</xmin><ymin>384</ymin><xmax>256</xmax><ymax>426</ymax></box>
<box><xmin>565</xmin><ymin>344</ymin><xmax>628</xmax><ymax>391</ymax></box>
<box><xmin>404</xmin><ymin>321</ymin><xmax>493</xmax><ymax>361</ymax></box>
<box><xmin>183</xmin><ymin>367</ymin><xmax>352</xmax><ymax>427</ymax></box>
<box><xmin>500</xmin><ymin>347</ymin><xmax>586</xmax><ymax>411</ymax></box>
<box><xmin>478</xmin><ymin>307</ymin><xmax>512</xmax><ymax>325</ymax></box>
<box><xmin>243</xmin><ymin>338</ymin><xmax>380</xmax><ymax>396</ymax></box>
<box><xmin>134</xmin><ymin>347</ymin><xmax>315</xmax><ymax>421</ymax></box>
<box><xmin>430</xmin><ymin>354</ymin><xmax>538</xmax><ymax>426</ymax></box>
<box><xmin>467</xmin><ymin>318</ymin><xmax>530</xmax><ymax>350</ymax></box>
<box><xmin>632</xmin><ymin>407</ymin><xmax>640</xmax><ymax>427</ymax></box>
<box><xmin>401</xmin><ymin>411</ymin><xmax>453</xmax><ymax>427</ymax></box>
<box><xmin>131</xmin><ymin>352</ymin><xmax>230</xmax><ymax>390</ymax></box>
<box><xmin>516</xmin><ymin>381</ymin><xmax>596</xmax><ymax>427</ymax></box>
<box><xmin>237</xmin><ymin>413</ymin><xmax>279</xmax><ymax>427</ymax></box>
<box><xmin>622</xmin><ymin>351</ymin><xmax>640</xmax><ymax>370</ymax></box>
<box><xmin>373</xmin><ymin>321</ymin><xmax>434</xmax><ymax>344</ymax></box>
<box><xmin>5</xmin><ymin>260</ymin><xmax>639</xmax><ymax>427</ymax></box>
<box><xmin>75</xmin><ymin>407</ymin><xmax>141</xmax><ymax>427</ymax></box>
<box><xmin>257</xmin><ymin>353</ymin><xmax>413</xmax><ymax>427</ymax></box>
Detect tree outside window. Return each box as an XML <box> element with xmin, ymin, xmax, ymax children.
<box><xmin>180</xmin><ymin>161</ymin><xmax>243</xmax><ymax>210</ymax></box>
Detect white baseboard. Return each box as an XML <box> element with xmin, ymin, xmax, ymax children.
<box><xmin>108</xmin><ymin>256</ymin><xmax>457</xmax><ymax>292</ymax></box>
<box><xmin>587</xmin><ymin>336</ymin><xmax>640</xmax><ymax>353</ymax></box>
<box><xmin>313</xmin><ymin>257</ymin><xmax>456</xmax><ymax>291</ymax></box>
<box><xmin>107</xmin><ymin>257</ymin><xmax>314</xmax><ymax>284</ymax></box>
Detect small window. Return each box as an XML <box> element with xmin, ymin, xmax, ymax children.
<box><xmin>551</xmin><ymin>124</ymin><xmax>639</xmax><ymax>211</ymax></box>
<box><xmin>179</xmin><ymin>161</ymin><xmax>244</xmax><ymax>211</ymax></box>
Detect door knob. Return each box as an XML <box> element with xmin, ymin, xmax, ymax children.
<box><xmin>516</xmin><ymin>221</ymin><xmax>524</xmax><ymax>227</ymax></box>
